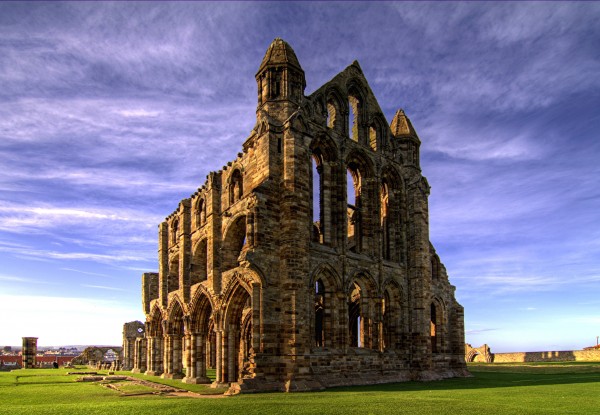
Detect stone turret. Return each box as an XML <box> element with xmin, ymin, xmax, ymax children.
<box><xmin>390</xmin><ymin>109</ymin><xmax>421</xmax><ymax>168</ymax></box>
<box><xmin>256</xmin><ymin>38</ymin><xmax>306</xmax><ymax>121</ymax></box>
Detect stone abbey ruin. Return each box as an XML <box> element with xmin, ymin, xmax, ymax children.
<box><xmin>130</xmin><ymin>39</ymin><xmax>467</xmax><ymax>392</ymax></box>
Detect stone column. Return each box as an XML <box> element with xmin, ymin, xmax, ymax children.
<box><xmin>132</xmin><ymin>337</ymin><xmax>147</xmax><ymax>373</ymax></box>
<box><xmin>161</xmin><ymin>335</ymin><xmax>183</xmax><ymax>379</ymax></box>
<box><xmin>378</xmin><ymin>298</ymin><xmax>385</xmax><ymax>352</ymax></box>
<box><xmin>172</xmin><ymin>335</ymin><xmax>183</xmax><ymax>378</ymax></box>
<box><xmin>145</xmin><ymin>336</ymin><xmax>163</xmax><ymax>376</ymax></box>
<box><xmin>22</xmin><ymin>337</ymin><xmax>38</xmax><ymax>369</ymax></box>
<box><xmin>184</xmin><ymin>332</ymin><xmax>193</xmax><ymax>379</ymax></box>
<box><xmin>227</xmin><ymin>327</ymin><xmax>236</xmax><ymax>382</ymax></box>
<box><xmin>211</xmin><ymin>329</ymin><xmax>225</xmax><ymax>387</ymax></box>
<box><xmin>197</xmin><ymin>334</ymin><xmax>207</xmax><ymax>379</ymax></box>
<box><xmin>183</xmin><ymin>333</ymin><xmax>211</xmax><ymax>384</ymax></box>
<box><xmin>145</xmin><ymin>337</ymin><xmax>154</xmax><ymax>375</ymax></box>
<box><xmin>251</xmin><ymin>283</ymin><xmax>261</xmax><ymax>352</ymax></box>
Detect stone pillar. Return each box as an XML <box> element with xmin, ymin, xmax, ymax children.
<box><xmin>251</xmin><ymin>283</ymin><xmax>261</xmax><ymax>353</ymax></box>
<box><xmin>197</xmin><ymin>334</ymin><xmax>207</xmax><ymax>379</ymax></box>
<box><xmin>158</xmin><ymin>222</ymin><xmax>169</xmax><ymax>308</ymax></box>
<box><xmin>184</xmin><ymin>333</ymin><xmax>193</xmax><ymax>379</ymax></box>
<box><xmin>162</xmin><ymin>335</ymin><xmax>183</xmax><ymax>379</ymax></box>
<box><xmin>22</xmin><ymin>337</ymin><xmax>38</xmax><ymax>369</ymax></box>
<box><xmin>378</xmin><ymin>297</ymin><xmax>385</xmax><ymax>352</ymax></box>
<box><xmin>145</xmin><ymin>336</ymin><xmax>163</xmax><ymax>376</ymax></box>
<box><xmin>170</xmin><ymin>335</ymin><xmax>183</xmax><ymax>378</ymax></box>
<box><xmin>227</xmin><ymin>327</ymin><xmax>236</xmax><ymax>382</ymax></box>
<box><xmin>179</xmin><ymin>200</ymin><xmax>191</xmax><ymax>302</ymax></box>
<box><xmin>211</xmin><ymin>329</ymin><xmax>225</xmax><ymax>387</ymax></box>
<box><xmin>407</xmin><ymin>179</ymin><xmax>433</xmax><ymax>372</ymax></box>
<box><xmin>183</xmin><ymin>333</ymin><xmax>210</xmax><ymax>384</ymax></box>
<box><xmin>132</xmin><ymin>337</ymin><xmax>147</xmax><ymax>373</ymax></box>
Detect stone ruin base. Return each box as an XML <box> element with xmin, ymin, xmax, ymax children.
<box><xmin>226</xmin><ymin>368</ymin><xmax>471</xmax><ymax>394</ymax></box>
<box><xmin>181</xmin><ymin>376</ymin><xmax>211</xmax><ymax>384</ymax></box>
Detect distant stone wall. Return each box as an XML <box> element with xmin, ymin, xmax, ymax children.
<box><xmin>492</xmin><ymin>349</ymin><xmax>600</xmax><ymax>363</ymax></box>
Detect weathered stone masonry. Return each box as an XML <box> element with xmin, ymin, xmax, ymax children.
<box><xmin>133</xmin><ymin>38</ymin><xmax>468</xmax><ymax>392</ymax></box>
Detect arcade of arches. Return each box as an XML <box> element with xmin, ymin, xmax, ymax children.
<box><xmin>131</xmin><ymin>38</ymin><xmax>468</xmax><ymax>393</ymax></box>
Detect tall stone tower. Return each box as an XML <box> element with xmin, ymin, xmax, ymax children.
<box><xmin>22</xmin><ymin>337</ymin><xmax>38</xmax><ymax>369</ymax></box>
<box><xmin>134</xmin><ymin>38</ymin><xmax>467</xmax><ymax>392</ymax></box>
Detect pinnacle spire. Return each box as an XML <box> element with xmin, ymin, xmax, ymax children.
<box><xmin>257</xmin><ymin>38</ymin><xmax>304</xmax><ymax>75</ymax></box>
<box><xmin>390</xmin><ymin>109</ymin><xmax>419</xmax><ymax>139</ymax></box>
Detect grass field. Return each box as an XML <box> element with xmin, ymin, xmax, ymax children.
<box><xmin>1</xmin><ymin>362</ymin><xmax>599</xmax><ymax>415</ymax></box>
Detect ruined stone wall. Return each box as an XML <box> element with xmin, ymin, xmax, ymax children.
<box><xmin>492</xmin><ymin>350</ymin><xmax>600</xmax><ymax>363</ymax></box>
<box><xmin>21</xmin><ymin>337</ymin><xmax>37</xmax><ymax>369</ymax></box>
<box><xmin>122</xmin><ymin>321</ymin><xmax>144</xmax><ymax>370</ymax></box>
<box><xmin>137</xmin><ymin>38</ymin><xmax>467</xmax><ymax>392</ymax></box>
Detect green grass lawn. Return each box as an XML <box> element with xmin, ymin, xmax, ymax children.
<box><xmin>0</xmin><ymin>363</ymin><xmax>599</xmax><ymax>415</ymax></box>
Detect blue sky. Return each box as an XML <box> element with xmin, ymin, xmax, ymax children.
<box><xmin>1</xmin><ymin>2</ymin><xmax>599</xmax><ymax>352</ymax></box>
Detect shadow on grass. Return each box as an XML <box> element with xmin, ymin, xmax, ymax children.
<box><xmin>325</xmin><ymin>367</ymin><xmax>600</xmax><ymax>394</ymax></box>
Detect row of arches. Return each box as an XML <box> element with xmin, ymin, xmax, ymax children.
<box><xmin>310</xmin><ymin>267</ymin><xmax>447</xmax><ymax>353</ymax></box>
<box><xmin>139</xmin><ymin>275</ymin><xmax>258</xmax><ymax>384</ymax></box>
<box><xmin>167</xmin><ymin>167</ymin><xmax>244</xmax><ymax>247</ymax></box>
<box><xmin>311</xmin><ymin>138</ymin><xmax>406</xmax><ymax>262</ymax></box>
<box><xmin>164</xmin><ymin>213</ymin><xmax>250</xmax><ymax>295</ymax></box>
<box><xmin>315</xmin><ymin>80</ymin><xmax>388</xmax><ymax>151</ymax></box>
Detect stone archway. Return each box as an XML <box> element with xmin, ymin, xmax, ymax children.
<box><xmin>162</xmin><ymin>300</ymin><xmax>185</xmax><ymax>379</ymax></box>
<box><xmin>217</xmin><ymin>271</ymin><xmax>263</xmax><ymax>385</ymax></box>
<box><xmin>145</xmin><ymin>307</ymin><xmax>164</xmax><ymax>376</ymax></box>
<box><xmin>222</xmin><ymin>283</ymin><xmax>252</xmax><ymax>383</ymax></box>
<box><xmin>465</xmin><ymin>343</ymin><xmax>493</xmax><ymax>363</ymax></box>
<box><xmin>183</xmin><ymin>291</ymin><xmax>213</xmax><ymax>384</ymax></box>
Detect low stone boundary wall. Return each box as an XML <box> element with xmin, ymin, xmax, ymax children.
<box><xmin>492</xmin><ymin>349</ymin><xmax>600</xmax><ymax>363</ymax></box>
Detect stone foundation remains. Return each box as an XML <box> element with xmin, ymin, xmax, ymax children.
<box><xmin>466</xmin><ymin>344</ymin><xmax>600</xmax><ymax>363</ymax></box>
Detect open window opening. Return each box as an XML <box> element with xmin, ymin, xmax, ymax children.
<box><xmin>171</xmin><ymin>219</ymin><xmax>179</xmax><ymax>245</ymax></box>
<box><xmin>229</xmin><ymin>169</ymin><xmax>243</xmax><ymax>206</ymax></box>
<box><xmin>430</xmin><ymin>303</ymin><xmax>438</xmax><ymax>353</ymax></box>
<box><xmin>348</xmin><ymin>94</ymin><xmax>361</xmax><ymax>141</ymax></box>
<box><xmin>191</xmin><ymin>239</ymin><xmax>208</xmax><ymax>285</ymax></box>
<box><xmin>168</xmin><ymin>256</ymin><xmax>180</xmax><ymax>292</ymax></box>
<box><xmin>381</xmin><ymin>180</ymin><xmax>390</xmax><ymax>260</ymax></box>
<box><xmin>222</xmin><ymin>216</ymin><xmax>248</xmax><ymax>270</ymax></box>
<box><xmin>314</xmin><ymin>279</ymin><xmax>325</xmax><ymax>347</ymax></box>
<box><xmin>196</xmin><ymin>198</ymin><xmax>206</xmax><ymax>227</ymax></box>
<box><xmin>312</xmin><ymin>154</ymin><xmax>324</xmax><ymax>243</ymax></box>
<box><xmin>347</xmin><ymin>164</ymin><xmax>362</xmax><ymax>253</ymax></box>
<box><xmin>348</xmin><ymin>282</ymin><xmax>362</xmax><ymax>347</ymax></box>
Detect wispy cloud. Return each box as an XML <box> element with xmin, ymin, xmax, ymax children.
<box><xmin>466</xmin><ymin>328</ymin><xmax>498</xmax><ymax>335</ymax></box>
<box><xmin>0</xmin><ymin>243</ymin><xmax>154</xmax><ymax>264</ymax></box>
<box><xmin>81</xmin><ymin>284</ymin><xmax>126</xmax><ymax>292</ymax></box>
<box><xmin>0</xmin><ymin>274</ymin><xmax>35</xmax><ymax>283</ymax></box>
<box><xmin>60</xmin><ymin>268</ymin><xmax>113</xmax><ymax>278</ymax></box>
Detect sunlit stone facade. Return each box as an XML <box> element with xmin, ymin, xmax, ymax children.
<box><xmin>133</xmin><ymin>38</ymin><xmax>467</xmax><ymax>392</ymax></box>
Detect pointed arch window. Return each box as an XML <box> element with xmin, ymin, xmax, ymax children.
<box><xmin>314</xmin><ymin>279</ymin><xmax>325</xmax><ymax>347</ymax></box>
<box><xmin>430</xmin><ymin>303</ymin><xmax>438</xmax><ymax>353</ymax></box>
<box><xmin>381</xmin><ymin>180</ymin><xmax>390</xmax><ymax>260</ymax></box>
<box><xmin>347</xmin><ymin>163</ymin><xmax>362</xmax><ymax>253</ymax></box>
<box><xmin>312</xmin><ymin>154</ymin><xmax>324</xmax><ymax>243</ymax></box>
<box><xmin>382</xmin><ymin>291</ymin><xmax>391</xmax><ymax>349</ymax></box>
<box><xmin>171</xmin><ymin>219</ymin><xmax>179</xmax><ymax>245</ymax></box>
<box><xmin>196</xmin><ymin>198</ymin><xmax>206</xmax><ymax>227</ymax></box>
<box><xmin>229</xmin><ymin>170</ymin><xmax>243</xmax><ymax>205</ymax></box>
<box><xmin>348</xmin><ymin>94</ymin><xmax>360</xmax><ymax>141</ymax></box>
